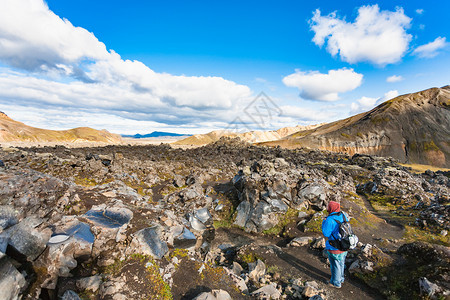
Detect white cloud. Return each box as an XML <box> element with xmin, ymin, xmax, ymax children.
<box><xmin>413</xmin><ymin>37</ymin><xmax>448</xmax><ymax>58</ymax></box>
<box><xmin>310</xmin><ymin>5</ymin><xmax>412</xmax><ymax>65</ymax></box>
<box><xmin>0</xmin><ymin>0</ymin><xmax>252</xmax><ymax>115</ymax></box>
<box><xmin>386</xmin><ymin>75</ymin><xmax>404</xmax><ymax>83</ymax></box>
<box><xmin>350</xmin><ymin>90</ymin><xmax>399</xmax><ymax>114</ymax></box>
<box><xmin>282</xmin><ymin>68</ymin><xmax>363</xmax><ymax>101</ymax></box>
<box><xmin>415</xmin><ymin>9</ymin><xmax>424</xmax><ymax>15</ymax></box>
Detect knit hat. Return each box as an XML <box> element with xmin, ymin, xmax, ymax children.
<box><xmin>327</xmin><ymin>201</ymin><xmax>340</xmax><ymax>214</ymax></box>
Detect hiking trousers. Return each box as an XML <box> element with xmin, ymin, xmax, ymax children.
<box><xmin>327</xmin><ymin>251</ymin><xmax>347</xmax><ymax>287</ymax></box>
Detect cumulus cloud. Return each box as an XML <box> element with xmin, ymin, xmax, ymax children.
<box><xmin>0</xmin><ymin>0</ymin><xmax>252</xmax><ymax>122</ymax></box>
<box><xmin>415</xmin><ymin>9</ymin><xmax>424</xmax><ymax>15</ymax></box>
<box><xmin>310</xmin><ymin>5</ymin><xmax>412</xmax><ymax>65</ymax></box>
<box><xmin>413</xmin><ymin>37</ymin><xmax>448</xmax><ymax>58</ymax></box>
<box><xmin>386</xmin><ymin>75</ymin><xmax>404</xmax><ymax>82</ymax></box>
<box><xmin>282</xmin><ymin>68</ymin><xmax>363</xmax><ymax>101</ymax></box>
<box><xmin>350</xmin><ymin>90</ymin><xmax>399</xmax><ymax>114</ymax></box>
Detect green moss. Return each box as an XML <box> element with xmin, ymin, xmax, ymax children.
<box><xmin>145</xmin><ymin>258</ymin><xmax>173</xmax><ymax>300</ymax></box>
<box><xmin>170</xmin><ymin>248</ymin><xmax>189</xmax><ymax>260</ymax></box>
<box><xmin>262</xmin><ymin>208</ymin><xmax>299</xmax><ymax>236</ymax></box>
<box><xmin>78</xmin><ymin>289</ymin><xmax>97</xmax><ymax>300</ymax></box>
<box><xmin>357</xmin><ymin>132</ymin><xmax>364</xmax><ymax>138</ymax></box>
<box><xmin>423</xmin><ymin>140</ymin><xmax>440</xmax><ymax>152</ymax></box>
<box><xmin>366</xmin><ymin>194</ymin><xmax>397</xmax><ymax>211</ymax></box>
<box><xmin>103</xmin><ymin>255</ymin><xmax>172</xmax><ymax>300</ymax></box>
<box><xmin>160</xmin><ymin>185</ymin><xmax>185</xmax><ymax>196</ymax></box>
<box><xmin>266</xmin><ymin>265</ymin><xmax>281</xmax><ymax>274</ymax></box>
<box><xmin>304</xmin><ymin>211</ymin><xmax>326</xmax><ymax>233</ymax></box>
<box><xmin>74</xmin><ymin>176</ymin><xmax>98</xmax><ymax>187</ymax></box>
<box><xmin>102</xmin><ymin>258</ymin><xmax>127</xmax><ymax>276</ymax></box>
<box><xmin>404</xmin><ymin>225</ymin><xmax>449</xmax><ymax>246</ymax></box>
<box><xmin>341</xmin><ymin>133</ymin><xmax>351</xmax><ymax>138</ymax></box>
<box><xmin>370</xmin><ymin>116</ymin><xmax>390</xmax><ymax>125</ymax></box>
<box><xmin>238</xmin><ymin>250</ymin><xmax>264</xmax><ymax>268</ymax></box>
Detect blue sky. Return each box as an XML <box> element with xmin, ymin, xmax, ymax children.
<box><xmin>0</xmin><ymin>0</ymin><xmax>448</xmax><ymax>134</ymax></box>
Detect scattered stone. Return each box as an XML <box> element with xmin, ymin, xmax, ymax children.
<box><xmin>419</xmin><ymin>277</ymin><xmax>441</xmax><ymax>298</ymax></box>
<box><xmin>311</xmin><ymin>237</ymin><xmax>326</xmax><ymax>249</ymax></box>
<box><xmin>77</xmin><ymin>275</ymin><xmax>102</xmax><ymax>292</ymax></box>
<box><xmin>249</xmin><ymin>259</ymin><xmax>266</xmax><ymax>282</ymax></box>
<box><xmin>85</xmin><ymin>207</ymin><xmax>133</xmax><ymax>229</ymax></box>
<box><xmin>61</xmin><ymin>290</ymin><xmax>82</xmax><ymax>300</ymax></box>
<box><xmin>0</xmin><ymin>205</ymin><xmax>18</xmax><ymax>230</ymax></box>
<box><xmin>232</xmin><ymin>261</ymin><xmax>244</xmax><ymax>276</ymax></box>
<box><xmin>302</xmin><ymin>285</ymin><xmax>319</xmax><ymax>298</ymax></box>
<box><xmin>251</xmin><ymin>283</ymin><xmax>281</xmax><ymax>299</ymax></box>
<box><xmin>5</xmin><ymin>219</ymin><xmax>52</xmax><ymax>260</ymax></box>
<box><xmin>193</xmin><ymin>289</ymin><xmax>232</xmax><ymax>300</ymax></box>
<box><xmin>129</xmin><ymin>225</ymin><xmax>168</xmax><ymax>259</ymax></box>
<box><xmin>289</xmin><ymin>236</ymin><xmax>314</xmax><ymax>247</ymax></box>
<box><xmin>0</xmin><ymin>259</ymin><xmax>27</xmax><ymax>300</ymax></box>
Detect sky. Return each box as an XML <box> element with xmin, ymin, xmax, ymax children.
<box><xmin>0</xmin><ymin>0</ymin><xmax>449</xmax><ymax>135</ymax></box>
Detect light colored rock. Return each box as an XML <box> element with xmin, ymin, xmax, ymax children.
<box><xmin>251</xmin><ymin>283</ymin><xmax>281</xmax><ymax>299</ymax></box>
<box><xmin>0</xmin><ymin>259</ymin><xmax>27</xmax><ymax>300</ymax></box>
<box><xmin>84</xmin><ymin>206</ymin><xmax>133</xmax><ymax>229</ymax></box>
<box><xmin>311</xmin><ymin>237</ymin><xmax>326</xmax><ymax>249</ymax></box>
<box><xmin>194</xmin><ymin>208</ymin><xmax>212</xmax><ymax>223</ymax></box>
<box><xmin>62</xmin><ymin>290</ymin><xmax>81</xmax><ymax>300</ymax></box>
<box><xmin>193</xmin><ymin>289</ymin><xmax>232</xmax><ymax>300</ymax></box>
<box><xmin>305</xmin><ymin>280</ymin><xmax>319</xmax><ymax>289</ymax></box>
<box><xmin>289</xmin><ymin>236</ymin><xmax>314</xmax><ymax>247</ymax></box>
<box><xmin>232</xmin><ymin>261</ymin><xmax>243</xmax><ymax>275</ymax></box>
<box><xmin>0</xmin><ymin>205</ymin><xmax>18</xmax><ymax>230</ymax></box>
<box><xmin>5</xmin><ymin>218</ymin><xmax>52</xmax><ymax>260</ymax></box>
<box><xmin>129</xmin><ymin>225</ymin><xmax>168</xmax><ymax>259</ymax></box>
<box><xmin>102</xmin><ymin>191</ymin><xmax>117</xmax><ymax>198</ymax></box>
<box><xmin>113</xmin><ymin>294</ymin><xmax>127</xmax><ymax>300</ymax></box>
<box><xmin>419</xmin><ymin>277</ymin><xmax>441</xmax><ymax>297</ymax></box>
<box><xmin>298</xmin><ymin>211</ymin><xmax>308</xmax><ymax>219</ymax></box>
<box><xmin>302</xmin><ymin>286</ymin><xmax>318</xmax><ymax>297</ymax></box>
<box><xmin>77</xmin><ymin>275</ymin><xmax>102</xmax><ymax>292</ymax></box>
<box><xmin>48</xmin><ymin>235</ymin><xmax>70</xmax><ymax>244</ymax></box>
<box><xmin>224</xmin><ymin>267</ymin><xmax>248</xmax><ymax>294</ymax></box>
<box><xmin>249</xmin><ymin>259</ymin><xmax>266</xmax><ymax>282</ymax></box>
<box><xmin>361</xmin><ymin>244</ymin><xmax>373</xmax><ymax>257</ymax></box>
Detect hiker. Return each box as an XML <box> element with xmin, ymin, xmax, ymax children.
<box><xmin>322</xmin><ymin>201</ymin><xmax>349</xmax><ymax>288</ymax></box>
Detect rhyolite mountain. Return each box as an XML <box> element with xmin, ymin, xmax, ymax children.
<box><xmin>262</xmin><ymin>86</ymin><xmax>450</xmax><ymax>168</ymax></box>
<box><xmin>174</xmin><ymin>124</ymin><xmax>324</xmax><ymax>146</ymax></box>
<box><xmin>0</xmin><ymin>112</ymin><xmax>122</xmax><ymax>143</ymax></box>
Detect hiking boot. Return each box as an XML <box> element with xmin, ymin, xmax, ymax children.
<box><xmin>328</xmin><ymin>283</ymin><xmax>341</xmax><ymax>289</ymax></box>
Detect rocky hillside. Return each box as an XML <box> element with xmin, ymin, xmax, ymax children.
<box><xmin>263</xmin><ymin>86</ymin><xmax>450</xmax><ymax>168</ymax></box>
<box><xmin>174</xmin><ymin>124</ymin><xmax>323</xmax><ymax>146</ymax></box>
<box><xmin>0</xmin><ymin>139</ymin><xmax>448</xmax><ymax>299</ymax></box>
<box><xmin>0</xmin><ymin>112</ymin><xmax>122</xmax><ymax>143</ymax></box>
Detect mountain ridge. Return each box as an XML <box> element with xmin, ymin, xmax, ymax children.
<box><xmin>0</xmin><ymin>112</ymin><xmax>122</xmax><ymax>143</ymax></box>
<box><xmin>262</xmin><ymin>86</ymin><xmax>450</xmax><ymax>167</ymax></box>
<box><xmin>122</xmin><ymin>131</ymin><xmax>190</xmax><ymax>138</ymax></box>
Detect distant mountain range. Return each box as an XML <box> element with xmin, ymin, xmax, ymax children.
<box><xmin>176</xmin><ymin>86</ymin><xmax>450</xmax><ymax>167</ymax></box>
<box><xmin>173</xmin><ymin>124</ymin><xmax>324</xmax><ymax>146</ymax></box>
<box><xmin>1</xmin><ymin>86</ymin><xmax>448</xmax><ymax>167</ymax></box>
<box><xmin>261</xmin><ymin>86</ymin><xmax>450</xmax><ymax>167</ymax></box>
<box><xmin>122</xmin><ymin>131</ymin><xmax>190</xmax><ymax>138</ymax></box>
<box><xmin>0</xmin><ymin>112</ymin><xmax>122</xmax><ymax>143</ymax></box>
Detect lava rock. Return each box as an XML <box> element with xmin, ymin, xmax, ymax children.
<box><xmin>129</xmin><ymin>225</ymin><xmax>168</xmax><ymax>259</ymax></box>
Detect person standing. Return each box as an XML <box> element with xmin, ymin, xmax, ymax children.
<box><xmin>322</xmin><ymin>201</ymin><xmax>348</xmax><ymax>288</ymax></box>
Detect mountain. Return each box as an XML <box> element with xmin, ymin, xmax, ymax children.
<box><xmin>262</xmin><ymin>86</ymin><xmax>450</xmax><ymax>167</ymax></box>
<box><xmin>122</xmin><ymin>131</ymin><xmax>190</xmax><ymax>138</ymax></box>
<box><xmin>0</xmin><ymin>112</ymin><xmax>122</xmax><ymax>143</ymax></box>
<box><xmin>173</xmin><ymin>124</ymin><xmax>324</xmax><ymax>146</ymax></box>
